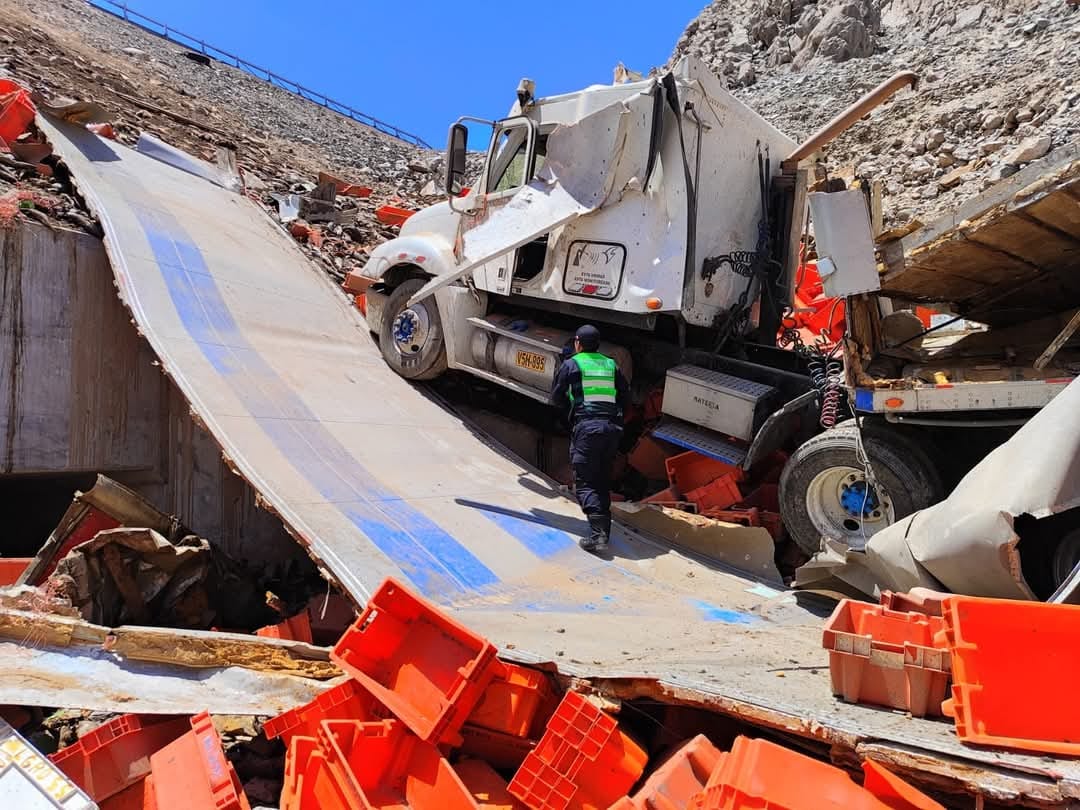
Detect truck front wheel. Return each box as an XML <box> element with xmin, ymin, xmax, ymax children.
<box><xmin>378</xmin><ymin>278</ymin><xmax>448</xmax><ymax>381</ymax></box>
<box><xmin>779</xmin><ymin>422</ymin><xmax>944</xmax><ymax>556</ymax></box>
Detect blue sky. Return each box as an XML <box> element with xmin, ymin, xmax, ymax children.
<box><xmin>93</xmin><ymin>0</ymin><xmax>708</xmax><ymax>146</ymax></box>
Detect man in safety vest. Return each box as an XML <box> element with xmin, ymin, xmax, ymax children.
<box><xmin>550</xmin><ymin>325</ymin><xmax>630</xmax><ymax>552</ymax></box>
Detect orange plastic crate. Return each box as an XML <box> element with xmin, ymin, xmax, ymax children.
<box><xmin>861</xmin><ymin>761</ymin><xmax>944</xmax><ymax>810</ymax></box>
<box><xmin>460</xmin><ymin>724</ymin><xmax>537</xmax><ymax>772</ymax></box>
<box><xmin>98</xmin><ymin>780</ymin><xmax>151</xmax><ymax>810</ymax></box>
<box><xmin>878</xmin><ymin>590</ymin><xmax>947</xmax><ymax>618</ymax></box>
<box><xmin>942</xmin><ymin>596</ymin><xmax>1080</xmax><ymax>755</ymax></box>
<box><xmin>466</xmin><ymin>662</ymin><xmax>559</xmax><ymax>739</ymax></box>
<box><xmin>263</xmin><ymin>678</ymin><xmax>384</xmax><ymax>745</ymax></box>
<box><xmin>665</xmin><ymin>452</ymin><xmax>745</xmax><ymax>497</ymax></box>
<box><xmin>0</xmin><ymin>557</ymin><xmax>31</xmax><ymax>586</ymax></box>
<box><xmin>255</xmin><ymin>612</ymin><xmax>313</xmax><ymax>643</ymax></box>
<box><xmin>684</xmin><ymin>474</ymin><xmax>743</xmax><ymax>512</ymax></box>
<box><xmin>318</xmin><ymin>718</ymin><xmax>479</xmax><ymax>809</ymax></box>
<box><xmin>456</xmin><ymin>759</ymin><xmax>526</xmax><ymax>810</ymax></box>
<box><xmin>280</xmin><ymin>735</ymin><xmax>336</xmax><ymax>810</ymax></box>
<box><xmin>508</xmin><ymin>691</ymin><xmax>647</xmax><ymax>810</ymax></box>
<box><xmin>330</xmin><ymin>577</ymin><xmax>500</xmax><ymax>746</ymax></box>
<box><xmin>375</xmin><ymin>205</ymin><xmax>415</xmax><ymax>227</ymax></box>
<box><xmin>148</xmin><ymin>712</ymin><xmax>250</xmax><ymax>810</ymax></box>
<box><xmin>822</xmin><ymin>600</ymin><xmax>950</xmax><ymax>718</ymax></box>
<box><xmin>696</xmin><ymin>736</ymin><xmax>939</xmax><ymax>810</ymax></box>
<box><xmin>621</xmin><ymin>734</ymin><xmax>722</xmax><ymax>810</ymax></box>
<box><xmin>50</xmin><ymin>714</ymin><xmax>190</xmax><ymax>801</ymax></box>
<box><xmin>0</xmin><ymin>80</ymin><xmax>35</xmax><ymax>144</ymax></box>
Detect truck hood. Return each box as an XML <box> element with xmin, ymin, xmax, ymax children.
<box><xmin>399</xmin><ymin>199</ymin><xmax>460</xmax><ymax>240</ymax></box>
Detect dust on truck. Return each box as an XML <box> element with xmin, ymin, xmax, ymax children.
<box><xmin>345</xmin><ymin>56</ymin><xmax>917</xmax><ymax>556</ymax></box>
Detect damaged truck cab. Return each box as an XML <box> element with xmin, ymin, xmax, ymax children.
<box><xmin>352</xmin><ymin>56</ymin><xmax>805</xmax><ymax>398</ymax></box>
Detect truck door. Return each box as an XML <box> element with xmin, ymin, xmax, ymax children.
<box><xmin>468</xmin><ymin>119</ymin><xmax>546</xmax><ymax>296</ymax></box>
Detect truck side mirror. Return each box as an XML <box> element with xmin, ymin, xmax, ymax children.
<box><xmin>446</xmin><ymin>124</ymin><xmax>468</xmax><ymax>197</ymax></box>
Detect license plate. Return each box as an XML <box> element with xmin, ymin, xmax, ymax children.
<box><xmin>515</xmin><ymin>350</ymin><xmax>546</xmax><ymax>373</ymax></box>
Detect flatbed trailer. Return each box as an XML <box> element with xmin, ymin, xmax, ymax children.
<box><xmin>40</xmin><ymin>116</ymin><xmax>1080</xmax><ymax>808</ymax></box>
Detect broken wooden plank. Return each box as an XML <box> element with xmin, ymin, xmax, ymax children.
<box><xmin>107</xmin><ymin>625</ymin><xmax>338</xmax><ymax>679</ymax></box>
<box><xmin>1034</xmin><ymin>309</ymin><xmax>1080</xmax><ymax>370</ymax></box>
<box><xmin>877</xmin><ymin>144</ymin><xmax>1080</xmax><ymax>324</ymax></box>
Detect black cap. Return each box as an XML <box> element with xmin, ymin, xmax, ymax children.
<box><xmin>575</xmin><ymin>324</ymin><xmax>600</xmax><ymax>351</ymax></box>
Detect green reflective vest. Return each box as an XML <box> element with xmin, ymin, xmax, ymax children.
<box><xmin>569</xmin><ymin>352</ymin><xmax>617</xmax><ymax>407</ymax></box>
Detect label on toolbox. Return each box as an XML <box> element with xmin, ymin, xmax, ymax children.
<box><xmin>0</xmin><ymin>728</ymin><xmax>96</xmax><ymax>809</ymax></box>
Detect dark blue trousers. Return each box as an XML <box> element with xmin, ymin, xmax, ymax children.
<box><xmin>570</xmin><ymin>418</ymin><xmax>623</xmax><ymax>522</ymax></box>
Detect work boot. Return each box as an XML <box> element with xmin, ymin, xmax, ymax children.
<box><xmin>581</xmin><ymin>515</ymin><xmax>609</xmax><ymax>553</ymax></box>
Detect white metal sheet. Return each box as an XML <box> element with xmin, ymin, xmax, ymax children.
<box><xmin>0</xmin><ymin>641</ymin><xmax>329</xmax><ymax>715</ymax></box>
<box><xmin>808</xmin><ymin>190</ymin><xmax>880</xmax><ymax>298</ymax></box>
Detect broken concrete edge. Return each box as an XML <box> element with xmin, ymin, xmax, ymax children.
<box><xmin>0</xmin><ymin>603</ymin><xmax>339</xmax><ymax>680</ymax></box>
<box><xmin>589</xmin><ymin>677</ymin><xmax>1080</xmax><ymax>806</ymax></box>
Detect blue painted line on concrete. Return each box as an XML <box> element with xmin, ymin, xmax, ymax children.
<box><xmin>688</xmin><ymin>598</ymin><xmax>760</xmax><ymax>625</ymax></box>
<box><xmin>475</xmin><ymin>509</ymin><xmax>578</xmax><ymax>559</ymax></box>
<box><xmin>134</xmin><ymin>205</ymin><xmax>498</xmax><ymax>597</ymax></box>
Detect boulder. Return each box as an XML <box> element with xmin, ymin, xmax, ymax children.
<box><xmin>1003</xmin><ymin>135</ymin><xmax>1051</xmax><ymax>164</ymax></box>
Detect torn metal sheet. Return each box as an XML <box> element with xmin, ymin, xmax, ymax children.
<box><xmin>405</xmin><ymin>88</ymin><xmax>655</xmax><ymax>306</ymax></box>
<box><xmin>0</xmin><ymin>605</ymin><xmax>335</xmax><ymax>714</ymax></box>
<box><xmin>0</xmin><ymin>641</ymin><xmax>332</xmax><ymax>715</ymax></box>
<box><xmin>860</xmin><ymin>378</ymin><xmax>1080</xmax><ymax>597</ymax></box>
<box><xmin>613</xmin><ymin>503</ymin><xmax>782</xmax><ymax>585</ymax></box>
<box><xmin>136</xmin><ymin>132</ymin><xmax>241</xmax><ymax>191</ymax></box>
<box><xmin>0</xmin><ymin>605</ymin><xmax>338</xmax><ymax>679</ymax></box>
<box><xmin>37</xmin><ymin>117</ymin><xmax>1080</xmax><ymax>802</ymax></box>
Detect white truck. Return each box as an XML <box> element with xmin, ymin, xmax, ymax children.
<box><xmin>347</xmin><ymin>57</ymin><xmax>1078</xmax><ymax>573</ymax></box>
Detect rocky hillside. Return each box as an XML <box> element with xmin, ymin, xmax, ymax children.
<box><xmin>2</xmin><ymin>0</ymin><xmax>431</xmax><ymax>190</ymax></box>
<box><xmin>673</xmin><ymin>0</ymin><xmax>1079</xmax><ymax>224</ymax></box>
<box><xmin>0</xmin><ymin>0</ymin><xmax>453</xmax><ymax>283</ymax></box>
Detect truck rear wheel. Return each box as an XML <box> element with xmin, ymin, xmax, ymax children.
<box><xmin>379</xmin><ymin>278</ymin><xmax>448</xmax><ymax>381</ymax></box>
<box><xmin>779</xmin><ymin>421</ymin><xmax>944</xmax><ymax>556</ymax></box>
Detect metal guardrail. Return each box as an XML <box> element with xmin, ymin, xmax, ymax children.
<box><xmin>86</xmin><ymin>0</ymin><xmax>432</xmax><ymax>148</ymax></box>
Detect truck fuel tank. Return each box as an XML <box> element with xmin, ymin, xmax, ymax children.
<box><xmin>468</xmin><ymin>317</ymin><xmax>632</xmax><ymax>395</ymax></box>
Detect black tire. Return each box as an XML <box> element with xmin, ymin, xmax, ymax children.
<box><xmin>378</xmin><ymin>278</ymin><xmax>448</xmax><ymax>381</ymax></box>
<box><xmin>779</xmin><ymin>421</ymin><xmax>944</xmax><ymax>556</ymax></box>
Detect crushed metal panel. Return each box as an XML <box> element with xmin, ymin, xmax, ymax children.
<box><xmin>0</xmin><ymin>604</ymin><xmax>335</xmax><ymax>714</ymax></box>
<box><xmin>864</xmin><ymin>377</ymin><xmax>1080</xmax><ymax>597</ymax></box>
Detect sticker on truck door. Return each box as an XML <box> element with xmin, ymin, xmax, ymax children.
<box><xmin>563</xmin><ymin>241</ymin><xmax>626</xmax><ymax>301</ymax></box>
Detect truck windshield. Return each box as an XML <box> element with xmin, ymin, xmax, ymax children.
<box><xmin>488</xmin><ymin>129</ymin><xmax>548</xmax><ymax>193</ymax></box>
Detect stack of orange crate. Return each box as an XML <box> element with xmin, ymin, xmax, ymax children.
<box><xmin>275</xmin><ymin>577</ymin><xmax>589</xmax><ymax>810</ymax></box>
